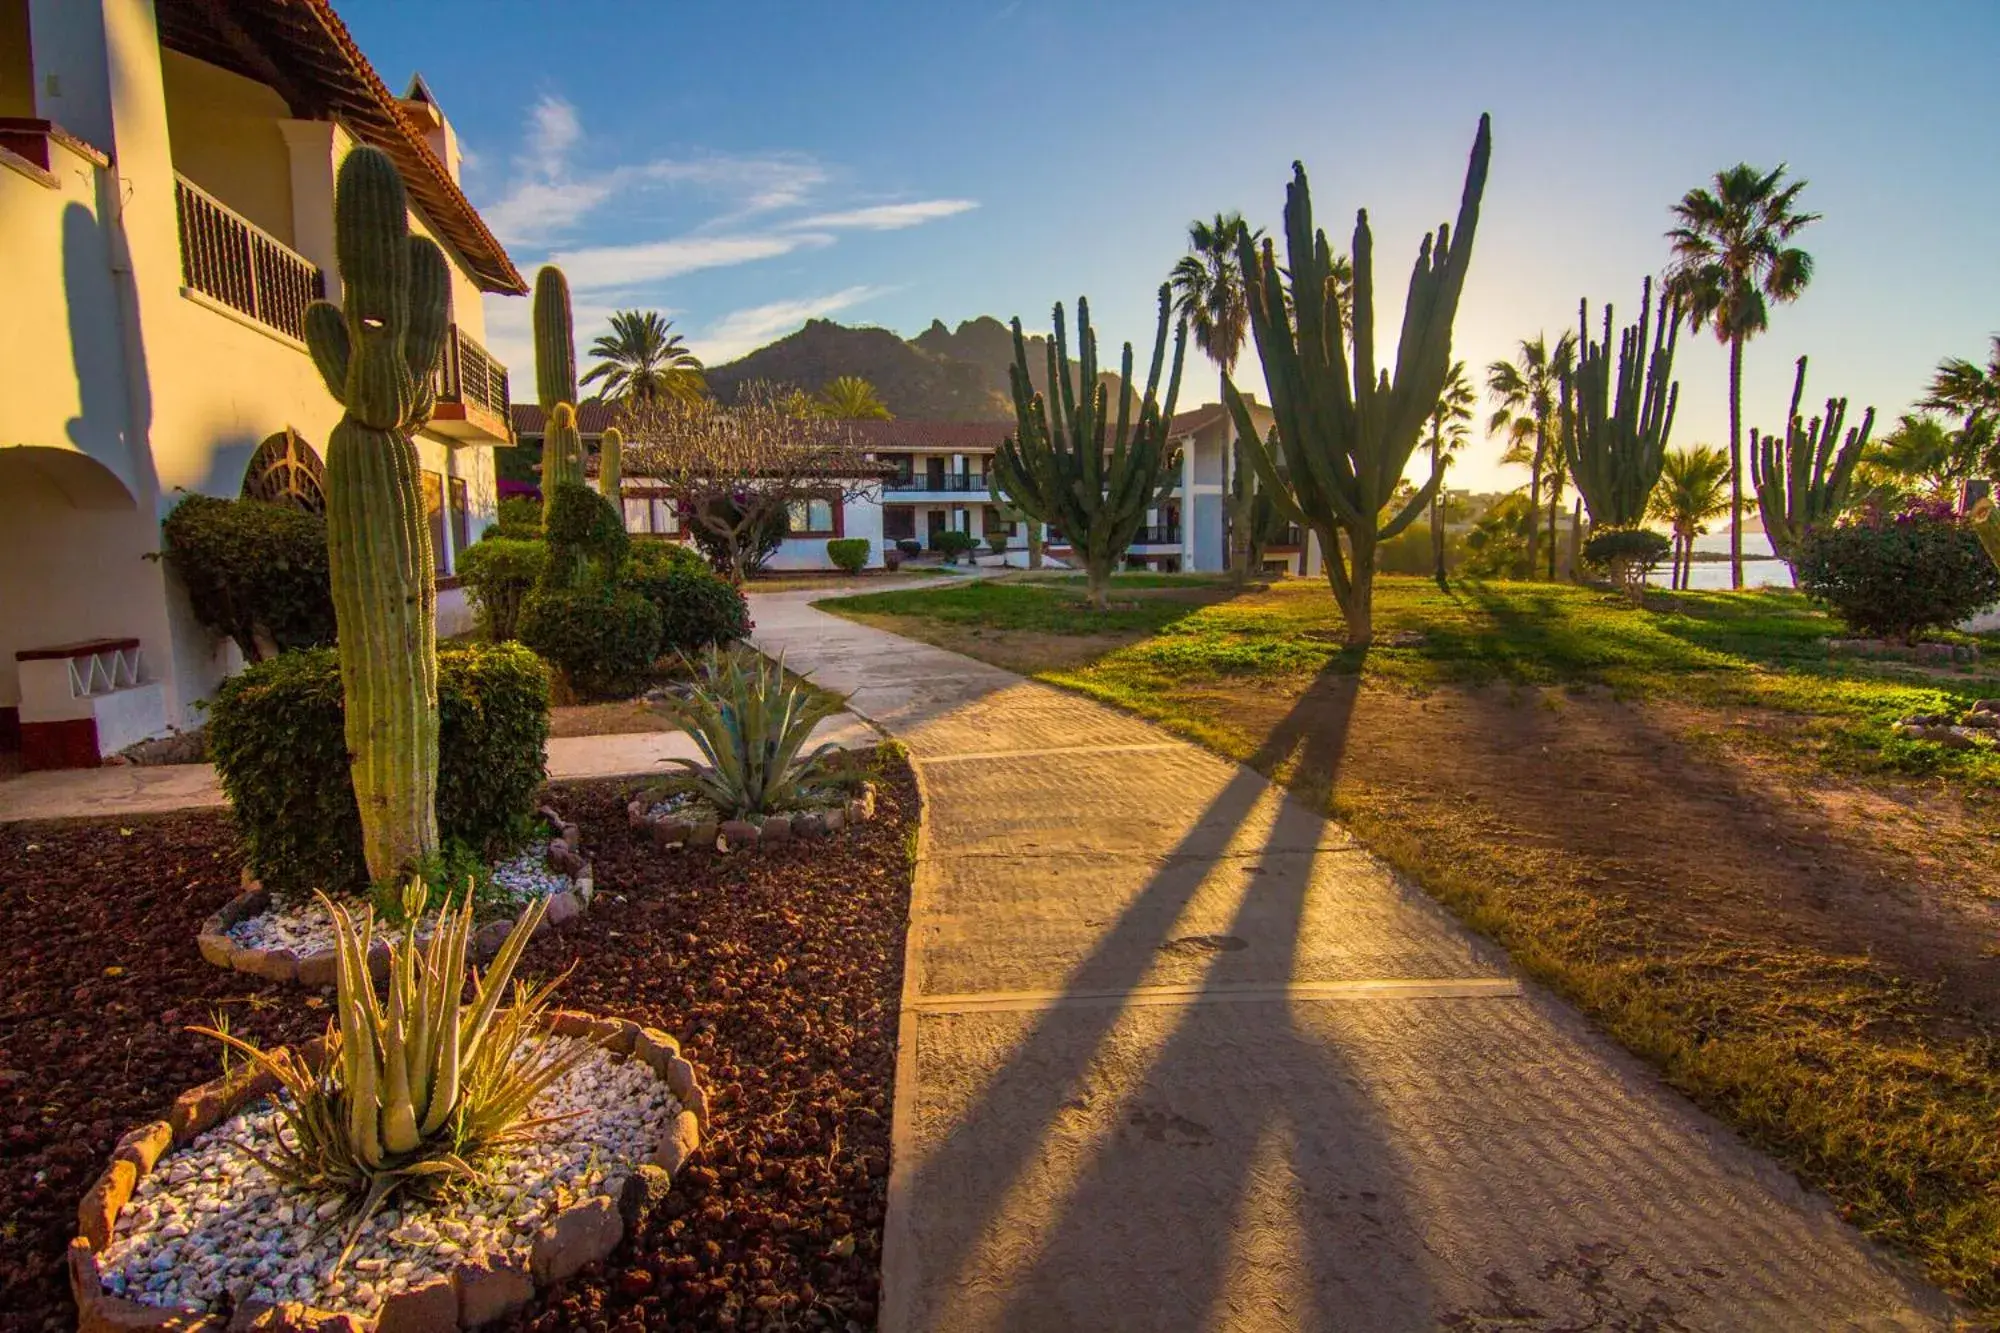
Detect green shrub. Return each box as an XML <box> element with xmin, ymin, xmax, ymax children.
<box><xmin>1795</xmin><ymin>499</ymin><xmax>2000</xmax><ymax>641</ymax></box>
<box><xmin>161</xmin><ymin>493</ymin><xmax>336</xmax><ymax>660</ymax></box>
<box><xmin>1582</xmin><ymin>527</ymin><xmax>1672</xmax><ymax>602</ymax></box>
<box><xmin>628</xmin><ymin>538</ymin><xmax>710</xmax><ymax>577</ymax></box>
<box><xmin>208</xmin><ymin>643</ymin><xmax>550</xmax><ymax>895</ymax></box>
<box><xmin>895</xmin><ymin>538</ymin><xmax>922</xmax><ymax>558</ymax></box>
<box><xmin>685</xmin><ymin>497</ymin><xmax>788</xmax><ymax>578</ymax></box>
<box><xmin>542</xmin><ymin>483</ymin><xmax>628</xmax><ymax>588</ymax></box>
<box><xmin>986</xmin><ymin>532</ymin><xmax>1008</xmax><ymax>555</ymax></box>
<box><xmin>628</xmin><ymin>557</ymin><xmax>751</xmax><ymax>656</ymax></box>
<box><xmin>826</xmin><ymin>537</ymin><xmax>870</xmax><ymax>573</ymax></box>
<box><xmin>933</xmin><ymin>529</ymin><xmax>977</xmax><ymax>563</ymax></box>
<box><xmin>456</xmin><ymin>537</ymin><xmax>545</xmax><ymax>641</ymax></box>
<box><xmin>491</xmin><ymin>495</ymin><xmax>544</xmax><ymax>540</ymax></box>
<box><xmin>519</xmin><ymin>582</ymin><xmax>661</xmax><ymax>698</ymax></box>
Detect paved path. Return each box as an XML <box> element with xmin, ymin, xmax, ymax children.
<box><xmin>0</xmin><ymin>716</ymin><xmax>876</xmax><ymax>822</ymax></box>
<box><xmin>752</xmin><ymin>589</ymin><xmax>1954</xmax><ymax>1333</ymax></box>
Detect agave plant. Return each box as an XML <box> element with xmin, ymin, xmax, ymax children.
<box><xmin>650</xmin><ymin>645</ymin><xmax>850</xmax><ymax>818</ymax></box>
<box><xmin>193</xmin><ymin>884</ymin><xmax>581</xmax><ymax>1266</ymax></box>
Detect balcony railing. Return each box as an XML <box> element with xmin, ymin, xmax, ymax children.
<box><xmin>885</xmin><ymin>473</ymin><xmax>988</xmax><ymax>493</ymax></box>
<box><xmin>174</xmin><ymin>174</ymin><xmax>323</xmax><ymax>341</ymax></box>
<box><xmin>1131</xmin><ymin>525</ymin><xmax>1182</xmax><ymax>546</ymax></box>
<box><xmin>433</xmin><ymin>324</ymin><xmax>510</xmax><ymax>423</ymax></box>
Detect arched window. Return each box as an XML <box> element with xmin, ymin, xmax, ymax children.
<box><xmin>241</xmin><ymin>428</ymin><xmax>326</xmax><ymax>514</ymax></box>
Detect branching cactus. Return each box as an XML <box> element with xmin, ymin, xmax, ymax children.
<box><xmin>989</xmin><ymin>287</ymin><xmax>1187</xmax><ymax>610</ymax></box>
<box><xmin>1561</xmin><ymin>277</ymin><xmax>1682</xmax><ymax>530</ymax></box>
<box><xmin>303</xmin><ymin>146</ymin><xmax>445</xmax><ymax>884</ymax></box>
<box><xmin>1750</xmin><ymin>355</ymin><xmax>1875</xmax><ymax>568</ymax></box>
<box><xmin>598</xmin><ymin>425</ymin><xmax>624</xmax><ymax>500</ymax></box>
<box><xmin>1226</xmin><ymin>117</ymin><xmax>1491</xmax><ymax>645</ymax></box>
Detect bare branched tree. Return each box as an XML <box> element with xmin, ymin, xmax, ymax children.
<box><xmin>618</xmin><ymin>384</ymin><xmax>884</xmax><ymax>583</ymax></box>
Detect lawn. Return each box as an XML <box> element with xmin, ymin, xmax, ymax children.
<box><xmin>824</xmin><ymin>571</ymin><xmax>2000</xmax><ymax>1310</ymax></box>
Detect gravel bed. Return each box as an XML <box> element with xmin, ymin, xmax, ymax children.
<box><xmin>96</xmin><ymin>1036</ymin><xmax>677</xmax><ymax>1319</ymax></box>
<box><xmin>226</xmin><ymin>841</ymin><xmax>566</xmax><ymax>956</ymax></box>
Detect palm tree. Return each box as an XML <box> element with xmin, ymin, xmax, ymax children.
<box><xmin>816</xmin><ymin>375</ymin><xmax>892</xmax><ymax>420</ymax></box>
<box><xmin>1422</xmin><ymin>361</ymin><xmax>1474</xmax><ymax>588</ymax></box>
<box><xmin>1172</xmin><ymin>211</ymin><xmax>1265</xmax><ymax>579</ymax></box>
<box><xmin>1857</xmin><ymin>414</ymin><xmax>1969</xmax><ymax>505</ymax></box>
<box><xmin>1649</xmin><ymin>445</ymin><xmax>1731</xmax><ymax>589</ymax></box>
<box><xmin>1920</xmin><ymin>336</ymin><xmax>2000</xmax><ymax>480</ymax></box>
<box><xmin>1665</xmin><ymin>164</ymin><xmax>1820</xmax><ymax>589</ymax></box>
<box><xmin>581</xmin><ymin>310</ymin><xmax>706</xmax><ymax>405</ymax></box>
<box><xmin>1487</xmin><ymin>332</ymin><xmax>1576</xmax><ymax>580</ymax></box>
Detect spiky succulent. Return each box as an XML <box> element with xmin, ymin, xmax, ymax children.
<box><xmin>193</xmin><ymin>885</ymin><xmax>580</xmax><ymax>1266</ymax></box>
<box><xmin>649</xmin><ymin>645</ymin><xmax>849</xmax><ymax>817</ymax></box>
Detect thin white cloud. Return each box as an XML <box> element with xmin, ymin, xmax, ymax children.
<box><xmin>694</xmin><ymin>286</ymin><xmax>888</xmax><ymax>365</ymax></box>
<box><xmin>789</xmin><ymin>199</ymin><xmax>979</xmax><ymax>231</ymax></box>
<box><xmin>548</xmin><ymin>232</ymin><xmax>836</xmax><ymax>292</ymax></box>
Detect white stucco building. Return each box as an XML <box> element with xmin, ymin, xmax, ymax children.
<box><xmin>1</xmin><ymin>0</ymin><xmax>525</xmax><ymax>767</ymax></box>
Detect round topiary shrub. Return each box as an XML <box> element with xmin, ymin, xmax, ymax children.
<box><xmin>542</xmin><ymin>483</ymin><xmax>629</xmax><ymax>586</ymax></box>
<box><xmin>456</xmin><ymin>536</ymin><xmax>545</xmax><ymax>641</ymax></box>
<box><xmin>895</xmin><ymin>538</ymin><xmax>922</xmax><ymax>558</ymax></box>
<box><xmin>1795</xmin><ymin>499</ymin><xmax>2000</xmax><ymax>641</ymax></box>
<box><xmin>933</xmin><ymin>529</ymin><xmax>977</xmax><ymax>563</ymax></box>
<box><xmin>627</xmin><ymin>556</ymin><xmax>751</xmax><ymax>657</ymax></box>
<box><xmin>826</xmin><ymin>537</ymin><xmax>870</xmax><ymax>573</ymax></box>
<box><xmin>161</xmin><ymin>493</ymin><xmax>336</xmax><ymax>660</ymax></box>
<box><xmin>519</xmin><ymin>582</ymin><xmax>662</xmax><ymax>698</ymax></box>
<box><xmin>491</xmin><ymin>495</ymin><xmax>544</xmax><ymax>540</ymax></box>
<box><xmin>207</xmin><ymin>643</ymin><xmax>551</xmax><ymax>895</ymax></box>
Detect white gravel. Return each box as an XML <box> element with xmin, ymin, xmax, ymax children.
<box><xmin>228</xmin><ymin>842</ymin><xmax>569</xmax><ymax>956</ymax></box>
<box><xmin>98</xmin><ymin>1036</ymin><xmax>678</xmax><ymax>1319</ymax></box>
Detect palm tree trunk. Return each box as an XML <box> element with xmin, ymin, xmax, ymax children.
<box><xmin>1729</xmin><ymin>335</ymin><xmax>1745</xmax><ymax>590</ymax></box>
<box><xmin>1545</xmin><ymin>470</ymin><xmax>1562</xmax><ymax>580</ymax></box>
<box><xmin>1525</xmin><ymin>420</ymin><xmax>1546</xmax><ymax>579</ymax></box>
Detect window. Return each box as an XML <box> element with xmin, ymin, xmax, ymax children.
<box><xmin>624</xmin><ymin>498</ymin><xmax>651</xmax><ymax>533</ymax></box>
<box><xmin>241</xmin><ymin>429</ymin><xmax>326</xmax><ymax>514</ymax></box>
<box><xmin>653</xmin><ymin>499</ymin><xmax>680</xmax><ymax>534</ymax></box>
<box><xmin>448</xmin><ymin>477</ymin><xmax>469</xmax><ymax>559</ymax></box>
<box><xmin>786</xmin><ymin>493</ymin><xmax>838</xmax><ymax>537</ymax></box>
<box><xmin>422</xmin><ymin>470</ymin><xmax>447</xmax><ymax>576</ymax></box>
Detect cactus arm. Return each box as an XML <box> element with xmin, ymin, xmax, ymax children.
<box><xmin>305</xmin><ymin>302</ymin><xmax>350</xmax><ymax>401</ymax></box>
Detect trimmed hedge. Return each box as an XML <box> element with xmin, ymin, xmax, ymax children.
<box><xmin>631</xmin><ymin>563</ymin><xmax>750</xmax><ymax>657</ymax></box>
<box><xmin>1796</xmin><ymin>501</ymin><xmax>2000</xmax><ymax>640</ymax></box>
<box><xmin>826</xmin><ymin>537</ymin><xmax>870</xmax><ymax>573</ymax></box>
<box><xmin>208</xmin><ymin>643</ymin><xmax>550</xmax><ymax>895</ymax></box>
<box><xmin>161</xmin><ymin>493</ymin><xmax>336</xmax><ymax>660</ymax></box>
<box><xmin>491</xmin><ymin>495</ymin><xmax>544</xmax><ymax>540</ymax></box>
<box><xmin>519</xmin><ymin>582</ymin><xmax>661</xmax><ymax>698</ymax></box>
<box><xmin>933</xmin><ymin>529</ymin><xmax>977</xmax><ymax>562</ymax></box>
<box><xmin>542</xmin><ymin>483</ymin><xmax>628</xmax><ymax>588</ymax></box>
<box><xmin>456</xmin><ymin>536</ymin><xmax>545</xmax><ymax>640</ymax></box>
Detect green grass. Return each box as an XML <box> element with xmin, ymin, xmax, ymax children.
<box><xmin>828</xmin><ymin>575</ymin><xmax>2000</xmax><ymax>785</ymax></box>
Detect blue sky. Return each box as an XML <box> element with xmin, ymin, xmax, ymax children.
<box><xmin>340</xmin><ymin>0</ymin><xmax>2000</xmax><ymax>491</ymax></box>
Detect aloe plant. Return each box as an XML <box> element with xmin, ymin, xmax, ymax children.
<box><xmin>649</xmin><ymin>646</ymin><xmax>850</xmax><ymax>817</ymax></box>
<box><xmin>193</xmin><ymin>885</ymin><xmax>580</xmax><ymax>1266</ymax></box>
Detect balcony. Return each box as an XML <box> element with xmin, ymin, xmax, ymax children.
<box><xmin>1130</xmin><ymin>525</ymin><xmax>1182</xmax><ymax>547</ymax></box>
<box><xmin>430</xmin><ymin>324</ymin><xmax>513</xmax><ymax>443</ymax></box>
<box><xmin>885</xmin><ymin>473</ymin><xmax>988</xmax><ymax>494</ymax></box>
<box><xmin>174</xmin><ymin>174</ymin><xmax>324</xmax><ymax>342</ymax></box>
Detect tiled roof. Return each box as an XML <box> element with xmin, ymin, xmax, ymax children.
<box><xmin>509</xmin><ymin>402</ymin><xmax>622</xmax><ymax>436</ymax></box>
<box><xmin>840</xmin><ymin>420</ymin><xmax>1014</xmax><ymax>450</ymax></box>
<box><xmin>154</xmin><ymin>0</ymin><xmax>525</xmax><ymax>294</ymax></box>
<box><xmin>1168</xmin><ymin>404</ymin><xmax>1229</xmax><ymax>435</ymax></box>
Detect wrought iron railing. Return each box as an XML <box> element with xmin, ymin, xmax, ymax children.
<box><xmin>433</xmin><ymin>324</ymin><xmax>510</xmax><ymax>423</ymax></box>
<box><xmin>174</xmin><ymin>174</ymin><xmax>324</xmax><ymax>341</ymax></box>
<box><xmin>885</xmin><ymin>473</ymin><xmax>988</xmax><ymax>493</ymax></box>
<box><xmin>1130</xmin><ymin>525</ymin><xmax>1182</xmax><ymax>546</ymax></box>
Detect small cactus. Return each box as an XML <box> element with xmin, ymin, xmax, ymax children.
<box><xmin>543</xmin><ymin>402</ymin><xmax>585</xmax><ymax>494</ymax></box>
<box><xmin>303</xmin><ymin>146</ymin><xmax>445</xmax><ymax>884</ymax></box>
<box><xmin>598</xmin><ymin>425</ymin><xmax>623</xmax><ymax>500</ymax></box>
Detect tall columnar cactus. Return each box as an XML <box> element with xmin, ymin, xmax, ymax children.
<box><xmin>597</xmin><ymin>425</ymin><xmax>623</xmax><ymax>500</ymax></box>
<box><xmin>533</xmin><ymin>265</ymin><xmax>578</xmax><ymax>412</ymax></box>
<box><xmin>1750</xmin><ymin>356</ymin><xmax>1875</xmax><ymax>568</ymax></box>
<box><xmin>1561</xmin><ymin>277</ymin><xmax>1682</xmax><ymax>530</ymax></box>
<box><xmin>302</xmin><ymin>147</ymin><xmax>447</xmax><ymax>883</ymax></box>
<box><xmin>1226</xmin><ymin>116</ymin><xmax>1491</xmax><ymax>645</ymax></box>
<box><xmin>543</xmin><ymin>402</ymin><xmax>586</xmax><ymax>492</ymax></box>
<box><xmin>989</xmin><ymin>287</ymin><xmax>1187</xmax><ymax>610</ymax></box>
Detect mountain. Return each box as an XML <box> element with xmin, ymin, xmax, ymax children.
<box><xmin>703</xmin><ymin>315</ymin><xmax>1130</xmax><ymax>421</ymax></box>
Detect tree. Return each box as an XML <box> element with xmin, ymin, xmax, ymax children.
<box><xmin>1665</xmin><ymin>163</ymin><xmax>1820</xmax><ymax>589</ymax></box>
<box><xmin>1487</xmin><ymin>332</ymin><xmax>1576</xmax><ymax>579</ymax></box>
<box><xmin>619</xmin><ymin>390</ymin><xmax>878</xmax><ymax>584</ymax></box>
<box><xmin>1422</xmin><ymin>361</ymin><xmax>1475</xmax><ymax>587</ymax></box>
<box><xmin>1649</xmin><ymin>445</ymin><xmax>1731</xmax><ymax>589</ymax></box>
<box><xmin>816</xmin><ymin>375</ymin><xmax>892</xmax><ymax>420</ymax></box>
<box><xmin>1229</xmin><ymin>117</ymin><xmax>1492</xmax><ymax>644</ymax></box>
<box><xmin>1857</xmin><ymin>414</ymin><xmax>1970</xmax><ymax>505</ymax></box>
<box><xmin>1919</xmin><ymin>335</ymin><xmax>2000</xmax><ymax>480</ymax></box>
<box><xmin>990</xmin><ymin>289</ymin><xmax>1187</xmax><ymax>610</ymax></box>
<box><xmin>1170</xmin><ymin>211</ymin><xmax>1263</xmax><ymax>580</ymax></box>
<box><xmin>581</xmin><ymin>310</ymin><xmax>706</xmax><ymax>405</ymax></box>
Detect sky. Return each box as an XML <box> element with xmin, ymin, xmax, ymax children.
<box><xmin>339</xmin><ymin>0</ymin><xmax>2000</xmax><ymax>493</ymax></box>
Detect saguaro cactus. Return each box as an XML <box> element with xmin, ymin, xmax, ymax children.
<box><xmin>302</xmin><ymin>146</ymin><xmax>447</xmax><ymax>883</ymax></box>
<box><xmin>542</xmin><ymin>402</ymin><xmax>585</xmax><ymax>493</ymax></box>
<box><xmin>1226</xmin><ymin>116</ymin><xmax>1491</xmax><ymax>645</ymax></box>
<box><xmin>533</xmin><ymin>266</ymin><xmax>578</xmax><ymax>411</ymax></box>
<box><xmin>1750</xmin><ymin>356</ymin><xmax>1874</xmax><ymax>568</ymax></box>
<box><xmin>1561</xmin><ymin>277</ymin><xmax>1681</xmax><ymax>530</ymax></box>
<box><xmin>597</xmin><ymin>425</ymin><xmax>623</xmax><ymax>500</ymax></box>
<box><xmin>989</xmin><ymin>287</ymin><xmax>1187</xmax><ymax>609</ymax></box>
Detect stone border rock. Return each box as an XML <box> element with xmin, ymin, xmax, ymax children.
<box><xmin>626</xmin><ymin>781</ymin><xmax>878</xmax><ymax>854</ymax></box>
<box><xmin>70</xmin><ymin>1011</ymin><xmax>707</xmax><ymax>1332</ymax></box>
<box><xmin>1828</xmin><ymin>636</ymin><xmax>1981</xmax><ymax>666</ymax></box>
<box><xmin>198</xmin><ymin>807</ymin><xmax>593</xmax><ymax>988</ymax></box>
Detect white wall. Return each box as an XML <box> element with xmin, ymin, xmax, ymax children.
<box><xmin>761</xmin><ymin>485</ymin><xmax>886</xmax><ymax>571</ymax></box>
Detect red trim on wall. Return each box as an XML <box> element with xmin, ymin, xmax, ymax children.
<box><xmin>15</xmin><ymin>637</ymin><xmax>141</xmax><ymax>662</ymax></box>
<box><xmin>20</xmin><ymin>718</ymin><xmax>100</xmax><ymax>770</ymax></box>
<box><xmin>0</xmin><ymin>706</ymin><xmax>20</xmax><ymax>752</ymax></box>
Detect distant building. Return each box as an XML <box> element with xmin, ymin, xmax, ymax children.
<box><xmin>2</xmin><ymin>0</ymin><xmax>525</xmax><ymax>767</ymax></box>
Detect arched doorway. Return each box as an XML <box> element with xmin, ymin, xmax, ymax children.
<box><xmin>240</xmin><ymin>428</ymin><xmax>326</xmax><ymax>513</ymax></box>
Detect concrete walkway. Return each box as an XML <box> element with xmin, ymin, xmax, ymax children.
<box><xmin>751</xmin><ymin>589</ymin><xmax>1953</xmax><ymax>1332</ymax></box>
<box><xmin>0</xmin><ymin>716</ymin><xmax>876</xmax><ymax>823</ymax></box>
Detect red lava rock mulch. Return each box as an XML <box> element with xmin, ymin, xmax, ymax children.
<box><xmin>0</xmin><ymin>750</ymin><xmax>916</xmax><ymax>1332</ymax></box>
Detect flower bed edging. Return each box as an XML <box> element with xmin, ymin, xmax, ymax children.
<box><xmin>198</xmin><ymin>808</ymin><xmax>594</xmax><ymax>987</ymax></box>
<box><xmin>69</xmin><ymin>1012</ymin><xmax>707</xmax><ymax>1332</ymax></box>
<box><xmin>626</xmin><ymin>781</ymin><xmax>878</xmax><ymax>854</ymax></box>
